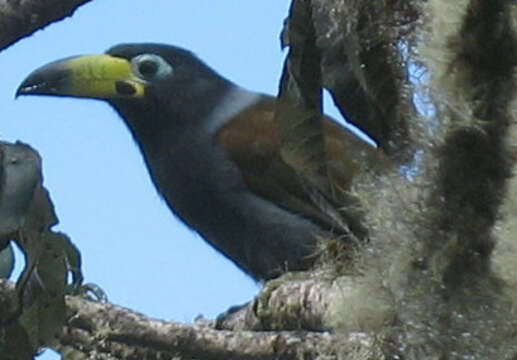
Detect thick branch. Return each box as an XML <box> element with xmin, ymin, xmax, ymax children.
<box><xmin>0</xmin><ymin>0</ymin><xmax>93</xmax><ymax>51</ymax></box>
<box><xmin>1</xmin><ymin>277</ymin><xmax>375</xmax><ymax>360</ymax></box>
<box><xmin>60</xmin><ymin>294</ymin><xmax>371</xmax><ymax>360</ymax></box>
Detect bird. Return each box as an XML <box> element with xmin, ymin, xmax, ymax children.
<box><xmin>17</xmin><ymin>43</ymin><xmax>379</xmax><ymax>281</ymax></box>
<box><xmin>0</xmin><ymin>141</ymin><xmax>43</xmax><ymax>279</ymax></box>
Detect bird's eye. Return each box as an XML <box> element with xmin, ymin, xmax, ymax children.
<box><xmin>138</xmin><ymin>60</ymin><xmax>158</xmax><ymax>77</ymax></box>
<box><xmin>131</xmin><ymin>54</ymin><xmax>173</xmax><ymax>81</ymax></box>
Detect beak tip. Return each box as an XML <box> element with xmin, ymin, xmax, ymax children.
<box><xmin>15</xmin><ymin>74</ymin><xmax>54</xmax><ymax>98</ymax></box>
<box><xmin>14</xmin><ymin>83</ymin><xmax>33</xmax><ymax>99</ymax></box>
<box><xmin>15</xmin><ymin>61</ymin><xmax>68</xmax><ymax>99</ymax></box>
<box><xmin>15</xmin><ymin>73</ymin><xmax>40</xmax><ymax>98</ymax></box>
<box><xmin>14</xmin><ymin>87</ymin><xmax>24</xmax><ymax>99</ymax></box>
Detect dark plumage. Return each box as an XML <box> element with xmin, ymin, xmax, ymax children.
<box><xmin>17</xmin><ymin>43</ymin><xmax>378</xmax><ymax>280</ymax></box>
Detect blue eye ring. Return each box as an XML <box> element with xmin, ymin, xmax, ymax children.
<box><xmin>131</xmin><ymin>54</ymin><xmax>173</xmax><ymax>81</ymax></box>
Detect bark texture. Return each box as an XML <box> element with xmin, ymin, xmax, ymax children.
<box><xmin>0</xmin><ymin>0</ymin><xmax>92</xmax><ymax>51</ymax></box>
<box><xmin>1</xmin><ymin>279</ymin><xmax>378</xmax><ymax>360</ymax></box>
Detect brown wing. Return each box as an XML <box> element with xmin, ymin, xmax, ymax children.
<box><xmin>215</xmin><ymin>95</ymin><xmax>379</xmax><ymax>233</ymax></box>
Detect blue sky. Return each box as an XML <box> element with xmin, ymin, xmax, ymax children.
<box><xmin>0</xmin><ymin>1</ymin><xmax>349</xmax><ymax>358</ymax></box>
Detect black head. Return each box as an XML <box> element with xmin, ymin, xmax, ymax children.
<box><xmin>106</xmin><ymin>44</ymin><xmax>234</xmax><ymax>120</ymax></box>
<box><xmin>106</xmin><ymin>43</ymin><xmax>207</xmax><ymax>79</ymax></box>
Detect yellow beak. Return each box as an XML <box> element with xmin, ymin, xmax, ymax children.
<box><xmin>16</xmin><ymin>54</ymin><xmax>145</xmax><ymax>99</ymax></box>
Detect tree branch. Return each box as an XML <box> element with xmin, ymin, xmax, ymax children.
<box><xmin>58</xmin><ymin>290</ymin><xmax>373</xmax><ymax>360</ymax></box>
<box><xmin>0</xmin><ymin>277</ymin><xmax>377</xmax><ymax>360</ymax></box>
<box><xmin>0</xmin><ymin>0</ymin><xmax>93</xmax><ymax>51</ymax></box>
